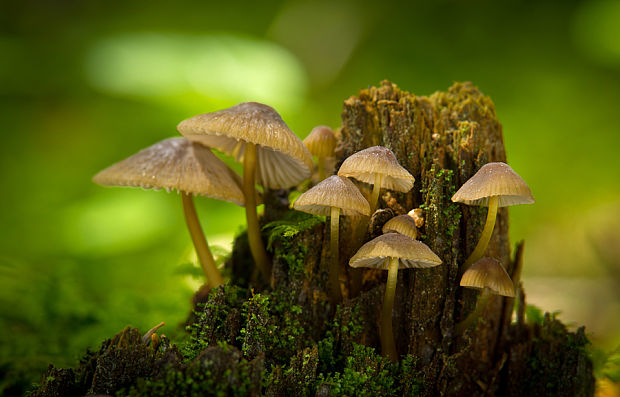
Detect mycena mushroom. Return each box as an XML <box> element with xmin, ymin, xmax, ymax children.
<box><xmin>382</xmin><ymin>214</ymin><xmax>419</xmax><ymax>240</ymax></box>
<box><xmin>178</xmin><ymin>102</ymin><xmax>313</xmax><ymax>283</ymax></box>
<box><xmin>455</xmin><ymin>257</ymin><xmax>515</xmax><ymax>334</ymax></box>
<box><xmin>294</xmin><ymin>175</ymin><xmax>370</xmax><ymax>303</ymax></box>
<box><xmin>349</xmin><ymin>233</ymin><xmax>442</xmax><ymax>362</ymax></box>
<box><xmin>303</xmin><ymin>125</ymin><xmax>336</xmax><ymax>181</ymax></box>
<box><xmin>452</xmin><ymin>162</ymin><xmax>534</xmax><ymax>270</ymax></box>
<box><xmin>93</xmin><ymin>138</ymin><xmax>259</xmax><ymax>288</ymax></box>
<box><xmin>338</xmin><ymin>146</ymin><xmax>414</xmax><ymax>214</ymax></box>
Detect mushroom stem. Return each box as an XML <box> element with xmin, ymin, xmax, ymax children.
<box><xmin>463</xmin><ymin>196</ymin><xmax>499</xmax><ymax>270</ymax></box>
<box><xmin>243</xmin><ymin>142</ymin><xmax>272</xmax><ymax>281</ymax></box>
<box><xmin>317</xmin><ymin>156</ymin><xmax>326</xmax><ymax>181</ymax></box>
<box><xmin>181</xmin><ymin>193</ymin><xmax>223</xmax><ymax>288</ymax></box>
<box><xmin>369</xmin><ymin>173</ymin><xmax>383</xmax><ymax>213</ymax></box>
<box><xmin>329</xmin><ymin>206</ymin><xmax>343</xmax><ymax>303</ymax></box>
<box><xmin>381</xmin><ymin>257</ymin><xmax>399</xmax><ymax>362</ymax></box>
<box><xmin>455</xmin><ymin>289</ymin><xmax>492</xmax><ymax>335</ymax></box>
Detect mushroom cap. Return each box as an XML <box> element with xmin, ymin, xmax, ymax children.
<box><xmin>303</xmin><ymin>125</ymin><xmax>336</xmax><ymax>158</ymax></box>
<box><xmin>460</xmin><ymin>257</ymin><xmax>515</xmax><ymax>297</ymax></box>
<box><xmin>451</xmin><ymin>162</ymin><xmax>534</xmax><ymax>207</ymax></box>
<box><xmin>382</xmin><ymin>214</ymin><xmax>418</xmax><ymax>239</ymax></box>
<box><xmin>293</xmin><ymin>175</ymin><xmax>370</xmax><ymax>217</ymax></box>
<box><xmin>349</xmin><ymin>233</ymin><xmax>442</xmax><ymax>270</ymax></box>
<box><xmin>337</xmin><ymin>146</ymin><xmax>414</xmax><ymax>192</ymax></box>
<box><xmin>177</xmin><ymin>102</ymin><xmax>313</xmax><ymax>189</ymax></box>
<box><xmin>93</xmin><ymin>138</ymin><xmax>255</xmax><ymax>206</ymax></box>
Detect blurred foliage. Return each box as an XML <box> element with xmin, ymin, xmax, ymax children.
<box><xmin>1</xmin><ymin>0</ymin><xmax>620</xmax><ymax>392</ymax></box>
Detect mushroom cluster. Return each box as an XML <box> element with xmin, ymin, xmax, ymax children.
<box><xmin>94</xmin><ymin>102</ymin><xmax>312</xmax><ymax>288</ymax></box>
<box><xmin>93</xmin><ymin>100</ymin><xmax>534</xmax><ymax>366</ymax></box>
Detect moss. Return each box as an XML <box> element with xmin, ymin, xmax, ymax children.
<box><xmin>120</xmin><ymin>344</ymin><xmax>263</xmax><ymax>397</ymax></box>
<box><xmin>523</xmin><ymin>314</ymin><xmax>593</xmax><ymax>397</ymax></box>
<box><xmin>314</xmin><ymin>343</ymin><xmax>423</xmax><ymax>396</ymax></box>
<box><xmin>263</xmin><ymin>210</ymin><xmax>323</xmax><ymax>279</ymax></box>
<box><xmin>33</xmin><ymin>327</ymin><xmax>182</xmax><ymax>397</ymax></box>
<box><xmin>183</xmin><ymin>285</ymin><xmax>247</xmax><ymax>361</ymax></box>
<box><xmin>239</xmin><ymin>289</ymin><xmax>312</xmax><ymax>366</ymax></box>
<box><xmin>422</xmin><ymin>166</ymin><xmax>461</xmax><ymax>249</ymax></box>
<box><xmin>263</xmin><ymin>210</ymin><xmax>323</xmax><ymax>252</ymax></box>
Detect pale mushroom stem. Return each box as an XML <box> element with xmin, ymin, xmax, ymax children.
<box><xmin>463</xmin><ymin>196</ymin><xmax>499</xmax><ymax>270</ymax></box>
<box><xmin>455</xmin><ymin>289</ymin><xmax>492</xmax><ymax>335</ymax></box>
<box><xmin>329</xmin><ymin>206</ymin><xmax>343</xmax><ymax>303</ymax></box>
<box><xmin>181</xmin><ymin>193</ymin><xmax>224</xmax><ymax>288</ymax></box>
<box><xmin>369</xmin><ymin>173</ymin><xmax>383</xmax><ymax>214</ymax></box>
<box><xmin>317</xmin><ymin>156</ymin><xmax>326</xmax><ymax>181</ymax></box>
<box><xmin>243</xmin><ymin>142</ymin><xmax>272</xmax><ymax>281</ymax></box>
<box><xmin>381</xmin><ymin>257</ymin><xmax>399</xmax><ymax>362</ymax></box>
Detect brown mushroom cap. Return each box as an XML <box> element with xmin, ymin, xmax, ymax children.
<box><xmin>382</xmin><ymin>214</ymin><xmax>418</xmax><ymax>239</ymax></box>
<box><xmin>303</xmin><ymin>125</ymin><xmax>336</xmax><ymax>158</ymax></box>
<box><xmin>177</xmin><ymin>102</ymin><xmax>313</xmax><ymax>189</ymax></box>
<box><xmin>349</xmin><ymin>233</ymin><xmax>442</xmax><ymax>270</ymax></box>
<box><xmin>293</xmin><ymin>175</ymin><xmax>370</xmax><ymax>216</ymax></box>
<box><xmin>451</xmin><ymin>162</ymin><xmax>534</xmax><ymax>207</ymax></box>
<box><xmin>460</xmin><ymin>257</ymin><xmax>515</xmax><ymax>297</ymax></box>
<box><xmin>337</xmin><ymin>146</ymin><xmax>414</xmax><ymax>192</ymax></box>
<box><xmin>93</xmin><ymin>138</ymin><xmax>253</xmax><ymax>206</ymax></box>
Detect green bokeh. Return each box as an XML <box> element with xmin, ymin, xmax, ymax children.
<box><xmin>2</xmin><ymin>0</ymin><xmax>620</xmax><ymax>390</ymax></box>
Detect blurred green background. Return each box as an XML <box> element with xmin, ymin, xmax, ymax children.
<box><xmin>2</xmin><ymin>0</ymin><xmax>620</xmax><ymax>392</ymax></box>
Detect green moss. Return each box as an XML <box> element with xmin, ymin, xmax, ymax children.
<box><xmin>183</xmin><ymin>285</ymin><xmax>247</xmax><ymax>361</ymax></box>
<box><xmin>263</xmin><ymin>210</ymin><xmax>323</xmax><ymax>251</ymax></box>
<box><xmin>121</xmin><ymin>344</ymin><xmax>263</xmax><ymax>397</ymax></box>
<box><xmin>314</xmin><ymin>343</ymin><xmax>423</xmax><ymax>396</ymax></box>
<box><xmin>239</xmin><ymin>289</ymin><xmax>311</xmax><ymax>366</ymax></box>
<box><xmin>422</xmin><ymin>167</ymin><xmax>461</xmax><ymax>249</ymax></box>
<box><xmin>524</xmin><ymin>314</ymin><xmax>593</xmax><ymax>397</ymax></box>
<box><xmin>263</xmin><ymin>210</ymin><xmax>323</xmax><ymax>278</ymax></box>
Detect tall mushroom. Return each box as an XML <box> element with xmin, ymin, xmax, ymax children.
<box><xmin>349</xmin><ymin>233</ymin><xmax>442</xmax><ymax>361</ymax></box>
<box><xmin>93</xmin><ymin>138</ymin><xmax>257</xmax><ymax>288</ymax></box>
<box><xmin>455</xmin><ymin>257</ymin><xmax>515</xmax><ymax>334</ymax></box>
<box><xmin>178</xmin><ymin>102</ymin><xmax>313</xmax><ymax>282</ymax></box>
<box><xmin>293</xmin><ymin>175</ymin><xmax>370</xmax><ymax>303</ymax></box>
<box><xmin>452</xmin><ymin>162</ymin><xmax>534</xmax><ymax>270</ymax></box>
<box><xmin>303</xmin><ymin>125</ymin><xmax>336</xmax><ymax>181</ymax></box>
<box><xmin>338</xmin><ymin>146</ymin><xmax>414</xmax><ymax>214</ymax></box>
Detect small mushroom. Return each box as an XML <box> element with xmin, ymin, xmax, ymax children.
<box><xmin>452</xmin><ymin>162</ymin><xmax>534</xmax><ymax>270</ymax></box>
<box><xmin>93</xmin><ymin>138</ymin><xmax>255</xmax><ymax>288</ymax></box>
<box><xmin>338</xmin><ymin>146</ymin><xmax>415</xmax><ymax>214</ymax></box>
<box><xmin>382</xmin><ymin>214</ymin><xmax>419</xmax><ymax>239</ymax></box>
<box><xmin>178</xmin><ymin>102</ymin><xmax>313</xmax><ymax>282</ymax></box>
<box><xmin>303</xmin><ymin>125</ymin><xmax>336</xmax><ymax>181</ymax></box>
<box><xmin>294</xmin><ymin>175</ymin><xmax>370</xmax><ymax>303</ymax></box>
<box><xmin>349</xmin><ymin>233</ymin><xmax>442</xmax><ymax>361</ymax></box>
<box><xmin>455</xmin><ymin>257</ymin><xmax>515</xmax><ymax>334</ymax></box>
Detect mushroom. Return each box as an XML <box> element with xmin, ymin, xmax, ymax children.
<box><xmin>349</xmin><ymin>233</ymin><xmax>442</xmax><ymax>361</ymax></box>
<box><xmin>93</xmin><ymin>137</ymin><xmax>255</xmax><ymax>288</ymax></box>
<box><xmin>303</xmin><ymin>125</ymin><xmax>336</xmax><ymax>181</ymax></box>
<box><xmin>452</xmin><ymin>162</ymin><xmax>534</xmax><ymax>270</ymax></box>
<box><xmin>382</xmin><ymin>214</ymin><xmax>419</xmax><ymax>239</ymax></box>
<box><xmin>177</xmin><ymin>102</ymin><xmax>313</xmax><ymax>282</ymax></box>
<box><xmin>455</xmin><ymin>257</ymin><xmax>515</xmax><ymax>334</ymax></box>
<box><xmin>338</xmin><ymin>146</ymin><xmax>415</xmax><ymax>214</ymax></box>
<box><xmin>293</xmin><ymin>175</ymin><xmax>370</xmax><ymax>303</ymax></box>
